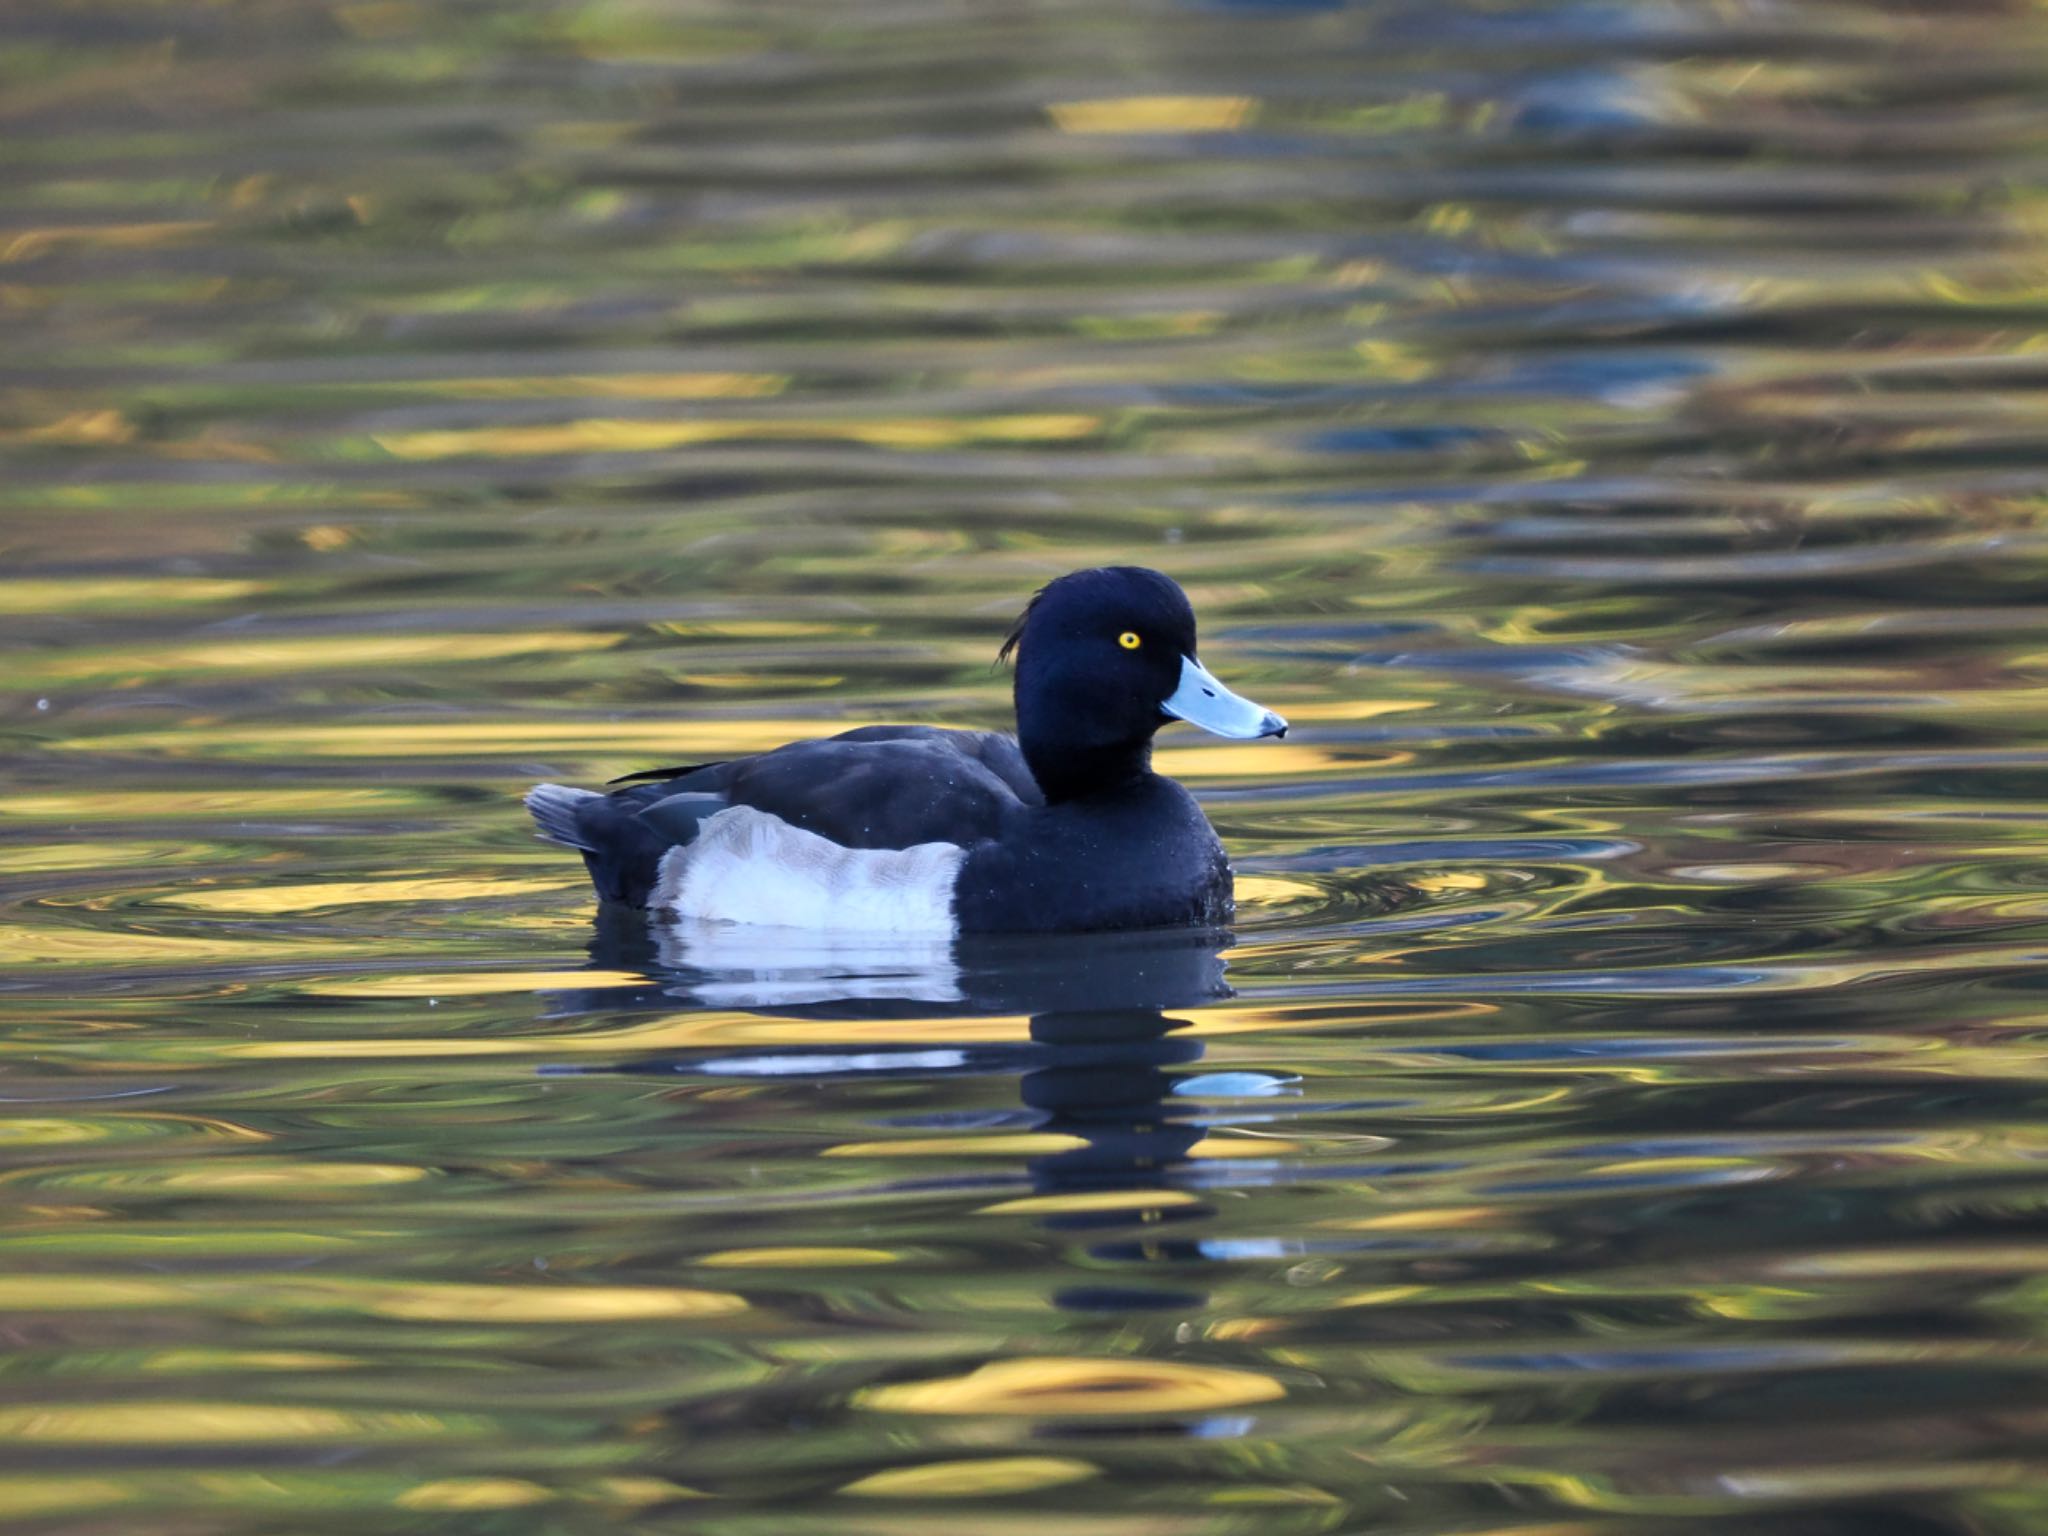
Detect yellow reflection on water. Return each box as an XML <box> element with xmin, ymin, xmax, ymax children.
<box><xmin>0</xmin><ymin>1404</ymin><xmax>476</xmax><ymax>1444</ymax></box>
<box><xmin>0</xmin><ymin>1274</ymin><xmax>742</xmax><ymax>1321</ymax></box>
<box><xmin>0</xmin><ymin>577</ymin><xmax>261</xmax><ymax>614</ymax></box>
<box><xmin>1210</xmin><ymin>1487</ymin><xmax>1346</xmax><ymax>1507</ymax></box>
<box><xmin>1775</xmin><ymin>1244</ymin><xmax>2048</xmax><ymax>1279</ymax></box>
<box><xmin>374</xmin><ymin>1282</ymin><xmax>745</xmax><ymax>1322</ymax></box>
<box><xmin>0</xmin><ymin>1278</ymin><xmax>266</xmax><ymax>1311</ymax></box>
<box><xmin>825</xmin><ymin>1134</ymin><xmax>1088</xmax><ymax>1158</ymax></box>
<box><xmin>417</xmin><ymin>371</ymin><xmax>785</xmax><ymax>400</ymax></box>
<box><xmin>1048</xmin><ymin>96</ymin><xmax>1257</xmax><ymax>133</ymax></box>
<box><xmin>0</xmin><ymin>841</ymin><xmax>211</xmax><ymax>874</ymax></box>
<box><xmin>106</xmin><ymin>1161</ymin><xmax>423</xmax><ymax>1192</ymax></box>
<box><xmin>663</xmin><ymin>671</ymin><xmax>847</xmax><ymax>692</ymax></box>
<box><xmin>0</xmin><ymin>1477</ymin><xmax>131</xmax><ymax>1518</ymax></box>
<box><xmin>0</xmin><ymin>925</ymin><xmax>357</xmax><ymax>967</ymax></box>
<box><xmin>586</xmin><ymin>1477</ymin><xmax>711</xmax><ymax>1506</ymax></box>
<box><xmin>1326</xmin><ymin>1205</ymin><xmax>1500</xmax><ymax>1231</ymax></box>
<box><xmin>1154</xmin><ymin>742</ymin><xmax>1353</xmax><ymax>778</ymax></box>
<box><xmin>1234</xmin><ymin>874</ymin><xmax>1324</xmax><ymax>906</ymax></box>
<box><xmin>2</xmin><ymin>1118</ymin><xmax>121</xmax><ymax>1146</ymax></box>
<box><xmin>1181</xmin><ymin>999</ymin><xmax>1499</xmax><ymax>1038</ymax></box>
<box><xmin>697</xmin><ymin>1246</ymin><xmax>900</xmax><ymax>1268</ymax></box>
<box><xmin>54</xmin><ymin>719</ymin><xmax>909</xmax><ymax>759</ymax></box>
<box><xmin>307</xmin><ymin>970</ymin><xmax>648</xmax><ymax>998</ymax></box>
<box><xmin>1410</xmin><ymin>871</ymin><xmax>1489</xmax><ymax>895</ymax></box>
<box><xmin>16</xmin><ymin>410</ymin><xmax>135</xmax><ymax>446</ymax></box>
<box><xmin>590</xmin><ymin>1011</ymin><xmax>1034</xmax><ymax>1049</ymax></box>
<box><xmin>646</xmin><ymin>619</ymin><xmax>847</xmax><ymax>640</ymax></box>
<box><xmin>840</xmin><ymin>1456</ymin><xmax>1099</xmax><ymax>1499</ymax></box>
<box><xmin>0</xmin><ymin>1470</ymin><xmax>703</xmax><ymax>1521</ymax></box>
<box><xmin>1186</xmin><ymin>1134</ymin><xmax>1301</xmax><ymax>1158</ymax></box>
<box><xmin>228</xmin><ymin>1009</ymin><xmax>1036</xmax><ymax>1059</ymax></box>
<box><xmin>396</xmin><ymin>1479</ymin><xmax>552</xmax><ymax>1511</ymax></box>
<box><xmin>1</xmin><ymin>220</ymin><xmax>214</xmax><ymax>262</ymax></box>
<box><xmin>0</xmin><ymin>788</ymin><xmax>423</xmax><ymax>818</ymax></box>
<box><xmin>43</xmin><ymin>631</ymin><xmax>621</xmax><ymax>679</ymax></box>
<box><xmin>139</xmin><ymin>1350</ymin><xmax>355</xmax><ymax>1374</ymax></box>
<box><xmin>376</xmin><ymin>412</ymin><xmax>1100</xmax><ymax>459</ymax></box>
<box><xmin>1326</xmin><ymin>1285</ymin><xmax>1427</xmax><ymax>1309</ymax></box>
<box><xmin>977</xmin><ymin>1190</ymin><xmax>1202</xmax><ymax>1215</ymax></box>
<box><xmin>1074</xmin><ymin>310</ymin><xmax>1223</xmax><ymax>340</ymax></box>
<box><xmin>164</xmin><ymin>876</ymin><xmax>580</xmax><ymax>914</ymax></box>
<box><xmin>858</xmin><ymin>1356</ymin><xmax>1284</xmax><ymax>1415</ymax></box>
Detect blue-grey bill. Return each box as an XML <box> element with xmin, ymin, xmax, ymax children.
<box><xmin>1161</xmin><ymin>655</ymin><xmax>1288</xmax><ymax>739</ymax></box>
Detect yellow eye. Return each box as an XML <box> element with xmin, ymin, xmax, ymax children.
<box><xmin>1118</xmin><ymin>631</ymin><xmax>1142</xmax><ymax>650</ymax></box>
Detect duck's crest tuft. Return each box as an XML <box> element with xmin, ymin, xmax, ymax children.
<box><xmin>997</xmin><ymin>584</ymin><xmax>1047</xmax><ymax>665</ymax></box>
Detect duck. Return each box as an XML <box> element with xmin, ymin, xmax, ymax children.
<box><xmin>525</xmin><ymin>565</ymin><xmax>1286</xmax><ymax>935</ymax></box>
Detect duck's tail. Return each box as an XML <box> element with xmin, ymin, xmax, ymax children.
<box><xmin>527</xmin><ymin>779</ymin><xmax>733</xmax><ymax>907</ymax></box>
<box><xmin>525</xmin><ymin>784</ymin><xmax>600</xmax><ymax>850</ymax></box>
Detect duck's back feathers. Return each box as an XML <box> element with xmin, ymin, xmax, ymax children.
<box><xmin>717</xmin><ymin>730</ymin><xmax>1036</xmax><ymax>851</ymax></box>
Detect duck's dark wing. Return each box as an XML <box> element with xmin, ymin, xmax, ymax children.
<box><xmin>608</xmin><ymin>727</ymin><xmax>1040</xmax><ymax>803</ymax></box>
<box><xmin>528</xmin><ymin>726</ymin><xmax>1041</xmax><ymax>908</ymax></box>
<box><xmin>821</xmin><ymin>725</ymin><xmax>1041</xmax><ymax>806</ymax></box>
<box><xmin>607</xmin><ymin>761</ymin><xmax>723</xmax><ymax>786</ymax></box>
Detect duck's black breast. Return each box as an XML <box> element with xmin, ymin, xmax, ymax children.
<box><xmin>954</xmin><ymin>774</ymin><xmax>1232</xmax><ymax>934</ymax></box>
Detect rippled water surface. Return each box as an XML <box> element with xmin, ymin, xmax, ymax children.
<box><xmin>11</xmin><ymin>1</ymin><xmax>2048</xmax><ymax>1531</ymax></box>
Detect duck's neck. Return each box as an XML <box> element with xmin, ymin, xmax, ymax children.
<box><xmin>1022</xmin><ymin>736</ymin><xmax>1154</xmax><ymax>804</ymax></box>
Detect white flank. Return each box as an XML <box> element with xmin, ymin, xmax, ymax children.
<box><xmin>653</xmin><ymin>805</ymin><xmax>964</xmax><ymax>936</ymax></box>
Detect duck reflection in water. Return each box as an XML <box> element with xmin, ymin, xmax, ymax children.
<box><xmin>554</xmin><ymin>911</ymin><xmax>1265</xmax><ymax>1313</ymax></box>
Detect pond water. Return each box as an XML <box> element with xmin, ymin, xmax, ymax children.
<box><xmin>9</xmin><ymin>1</ymin><xmax>2048</xmax><ymax>1531</ymax></box>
